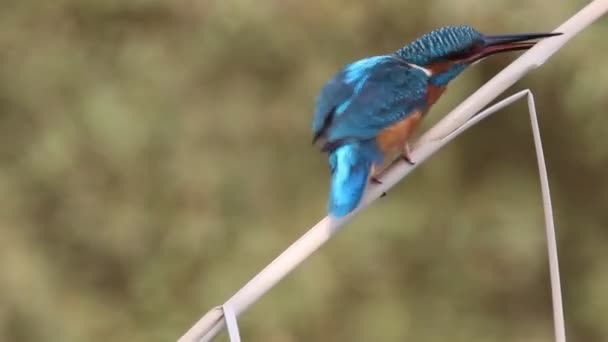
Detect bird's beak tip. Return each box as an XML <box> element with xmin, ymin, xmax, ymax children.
<box><xmin>474</xmin><ymin>31</ymin><xmax>562</xmax><ymax>59</ymax></box>
<box><xmin>482</xmin><ymin>31</ymin><xmax>562</xmax><ymax>46</ymax></box>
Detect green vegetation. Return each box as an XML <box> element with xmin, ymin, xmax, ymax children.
<box><xmin>1</xmin><ymin>1</ymin><xmax>606</xmax><ymax>341</ymax></box>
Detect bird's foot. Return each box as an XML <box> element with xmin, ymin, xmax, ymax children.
<box><xmin>401</xmin><ymin>154</ymin><xmax>415</xmax><ymax>165</ymax></box>
<box><xmin>370</xmin><ymin>177</ymin><xmax>387</xmax><ymax>197</ymax></box>
<box><xmin>401</xmin><ymin>144</ymin><xmax>415</xmax><ymax>165</ymax></box>
<box><xmin>370</xmin><ymin>177</ymin><xmax>383</xmax><ymax>185</ymax></box>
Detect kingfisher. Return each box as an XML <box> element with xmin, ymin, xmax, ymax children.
<box><xmin>312</xmin><ymin>25</ymin><xmax>560</xmax><ymax>217</ymax></box>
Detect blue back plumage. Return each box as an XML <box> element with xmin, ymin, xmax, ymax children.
<box><xmin>312</xmin><ymin>56</ymin><xmax>429</xmax><ymax>148</ymax></box>
<box><xmin>328</xmin><ymin>141</ymin><xmax>383</xmax><ymax>217</ymax></box>
<box><xmin>312</xmin><ymin>56</ymin><xmax>389</xmax><ymax>138</ymax></box>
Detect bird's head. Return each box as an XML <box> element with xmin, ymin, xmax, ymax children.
<box><xmin>395</xmin><ymin>25</ymin><xmax>560</xmax><ymax>86</ymax></box>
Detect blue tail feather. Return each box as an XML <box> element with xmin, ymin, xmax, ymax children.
<box><xmin>328</xmin><ymin>142</ymin><xmax>382</xmax><ymax>217</ymax></box>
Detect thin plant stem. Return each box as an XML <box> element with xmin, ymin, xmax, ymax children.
<box><xmin>527</xmin><ymin>93</ymin><xmax>566</xmax><ymax>342</ymax></box>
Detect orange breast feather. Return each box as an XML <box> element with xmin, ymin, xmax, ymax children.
<box><xmin>376</xmin><ymin>111</ymin><xmax>423</xmax><ymax>154</ymax></box>
<box><xmin>427</xmin><ymin>84</ymin><xmax>446</xmax><ymax>106</ymax></box>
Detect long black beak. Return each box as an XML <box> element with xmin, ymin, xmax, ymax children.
<box><xmin>470</xmin><ymin>32</ymin><xmax>562</xmax><ymax>61</ymax></box>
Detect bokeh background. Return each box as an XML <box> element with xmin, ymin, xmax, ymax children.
<box><xmin>1</xmin><ymin>1</ymin><xmax>607</xmax><ymax>341</ymax></box>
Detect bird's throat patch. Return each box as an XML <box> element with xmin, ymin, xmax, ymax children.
<box><xmin>376</xmin><ymin>111</ymin><xmax>423</xmax><ymax>154</ymax></box>
<box><xmin>426</xmin><ymin>84</ymin><xmax>446</xmax><ymax>106</ymax></box>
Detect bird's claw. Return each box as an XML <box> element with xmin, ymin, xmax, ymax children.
<box><xmin>370</xmin><ymin>177</ymin><xmax>387</xmax><ymax>197</ymax></box>
<box><xmin>370</xmin><ymin>177</ymin><xmax>383</xmax><ymax>184</ymax></box>
<box><xmin>402</xmin><ymin>144</ymin><xmax>416</xmax><ymax>165</ymax></box>
<box><xmin>401</xmin><ymin>154</ymin><xmax>415</xmax><ymax>165</ymax></box>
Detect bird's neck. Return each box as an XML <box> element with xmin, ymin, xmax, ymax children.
<box><xmin>428</xmin><ymin>64</ymin><xmax>467</xmax><ymax>87</ymax></box>
<box><xmin>393</xmin><ymin>50</ymin><xmax>468</xmax><ymax>87</ymax></box>
<box><xmin>426</xmin><ymin>83</ymin><xmax>446</xmax><ymax>107</ymax></box>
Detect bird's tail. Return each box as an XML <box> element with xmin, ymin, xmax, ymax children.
<box><xmin>328</xmin><ymin>141</ymin><xmax>382</xmax><ymax>217</ymax></box>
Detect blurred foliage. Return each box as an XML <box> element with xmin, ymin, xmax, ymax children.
<box><xmin>0</xmin><ymin>1</ymin><xmax>607</xmax><ymax>341</ymax></box>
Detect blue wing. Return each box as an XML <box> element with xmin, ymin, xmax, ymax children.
<box><xmin>312</xmin><ymin>55</ymin><xmax>429</xmax><ymax>150</ymax></box>
<box><xmin>311</xmin><ymin>69</ymin><xmax>356</xmax><ymax>143</ymax></box>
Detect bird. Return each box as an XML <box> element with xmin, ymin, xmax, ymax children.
<box><xmin>312</xmin><ymin>25</ymin><xmax>560</xmax><ymax>217</ymax></box>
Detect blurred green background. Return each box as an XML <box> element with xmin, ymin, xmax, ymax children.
<box><xmin>1</xmin><ymin>1</ymin><xmax>607</xmax><ymax>341</ymax></box>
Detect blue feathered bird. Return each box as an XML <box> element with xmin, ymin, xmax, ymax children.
<box><xmin>312</xmin><ymin>25</ymin><xmax>559</xmax><ymax>217</ymax></box>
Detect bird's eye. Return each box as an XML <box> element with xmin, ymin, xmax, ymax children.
<box><xmin>444</xmin><ymin>43</ymin><xmax>482</xmax><ymax>62</ymax></box>
<box><xmin>445</xmin><ymin>47</ymin><xmax>473</xmax><ymax>61</ymax></box>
